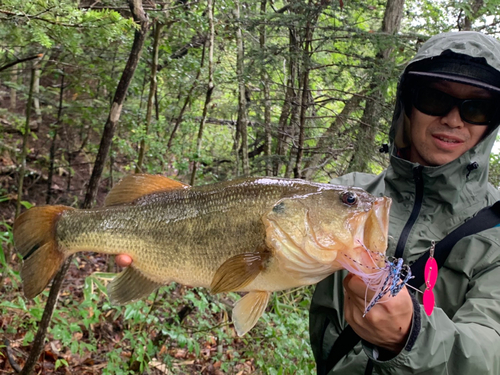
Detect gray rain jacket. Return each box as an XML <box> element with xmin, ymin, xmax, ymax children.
<box><xmin>309</xmin><ymin>31</ymin><xmax>500</xmax><ymax>374</ymax></box>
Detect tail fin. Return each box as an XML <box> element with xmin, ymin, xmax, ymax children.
<box><xmin>13</xmin><ymin>206</ymin><xmax>74</xmax><ymax>298</ymax></box>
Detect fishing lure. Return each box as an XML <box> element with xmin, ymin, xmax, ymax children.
<box><xmin>423</xmin><ymin>241</ymin><xmax>437</xmax><ymax>316</ymax></box>
<box><xmin>362</xmin><ymin>257</ymin><xmax>412</xmax><ymax>315</ymax></box>
<box><xmin>339</xmin><ymin>242</ymin><xmax>413</xmax><ymax>316</ymax></box>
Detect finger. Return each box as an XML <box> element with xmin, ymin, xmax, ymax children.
<box><xmin>343</xmin><ymin>273</ymin><xmax>354</xmax><ymax>288</ymax></box>
<box><xmin>344</xmin><ymin>287</ymin><xmax>354</xmax><ymax>322</ymax></box>
<box><xmin>344</xmin><ymin>291</ymin><xmax>370</xmax><ymax>336</ymax></box>
<box><xmin>345</xmin><ymin>274</ymin><xmax>372</xmax><ymax>299</ymax></box>
<box><xmin>115</xmin><ymin>254</ymin><xmax>133</xmax><ymax>267</ymax></box>
<box><xmin>344</xmin><ymin>281</ymin><xmax>369</xmax><ymax>315</ymax></box>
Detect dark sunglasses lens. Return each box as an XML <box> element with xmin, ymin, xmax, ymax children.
<box><xmin>461</xmin><ymin>100</ymin><xmax>495</xmax><ymax>124</ymax></box>
<box><xmin>413</xmin><ymin>87</ymin><xmax>496</xmax><ymax>125</ymax></box>
<box><xmin>413</xmin><ymin>88</ymin><xmax>454</xmax><ymax>116</ymax></box>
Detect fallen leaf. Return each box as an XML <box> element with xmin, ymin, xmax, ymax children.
<box><xmin>174</xmin><ymin>349</ymin><xmax>187</xmax><ymax>359</ymax></box>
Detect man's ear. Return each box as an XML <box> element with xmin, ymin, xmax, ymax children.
<box><xmin>401</xmin><ymin>84</ymin><xmax>413</xmax><ymax>118</ymax></box>
<box><xmin>394</xmin><ymin>112</ymin><xmax>412</xmax><ymax>150</ymax></box>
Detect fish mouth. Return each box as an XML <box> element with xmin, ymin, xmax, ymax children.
<box><xmin>369</xmin><ymin>196</ymin><xmax>391</xmax><ymax>248</ymax></box>
<box><xmin>345</xmin><ymin>196</ymin><xmax>391</xmax><ymax>271</ymax></box>
<box><xmin>364</xmin><ymin>196</ymin><xmax>391</xmax><ymax>264</ymax></box>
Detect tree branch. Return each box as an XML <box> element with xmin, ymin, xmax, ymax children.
<box><xmin>4</xmin><ymin>339</ymin><xmax>22</xmax><ymax>373</ymax></box>
<box><xmin>0</xmin><ymin>8</ymin><xmax>122</xmax><ymax>28</ymax></box>
<box><xmin>0</xmin><ymin>54</ymin><xmax>43</xmax><ymax>73</ymax></box>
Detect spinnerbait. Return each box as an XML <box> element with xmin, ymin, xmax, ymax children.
<box><xmin>363</xmin><ymin>257</ymin><xmax>413</xmax><ymax>316</ymax></box>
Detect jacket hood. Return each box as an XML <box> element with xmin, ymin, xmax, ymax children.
<box><xmin>389</xmin><ymin>31</ymin><xmax>500</xmax><ymax>189</ymax></box>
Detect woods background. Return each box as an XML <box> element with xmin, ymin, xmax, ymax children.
<box><xmin>1</xmin><ymin>0</ymin><xmax>500</xmax><ymax>374</ymax></box>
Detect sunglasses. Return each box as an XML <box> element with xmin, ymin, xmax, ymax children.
<box><xmin>411</xmin><ymin>86</ymin><xmax>498</xmax><ymax>125</ymax></box>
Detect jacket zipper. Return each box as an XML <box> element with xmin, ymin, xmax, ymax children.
<box><xmin>394</xmin><ymin>166</ymin><xmax>424</xmax><ymax>258</ymax></box>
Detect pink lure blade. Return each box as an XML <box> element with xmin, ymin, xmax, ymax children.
<box><xmin>423</xmin><ymin>256</ymin><xmax>438</xmax><ymax>315</ymax></box>
<box><xmin>423</xmin><ymin>288</ymin><xmax>435</xmax><ymax>316</ymax></box>
<box><xmin>424</xmin><ymin>257</ymin><xmax>438</xmax><ymax>289</ymax></box>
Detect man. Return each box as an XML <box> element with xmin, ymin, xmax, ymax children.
<box><xmin>309</xmin><ymin>31</ymin><xmax>500</xmax><ymax>374</ymax></box>
<box><xmin>116</xmin><ymin>31</ymin><xmax>500</xmax><ymax>374</ymax></box>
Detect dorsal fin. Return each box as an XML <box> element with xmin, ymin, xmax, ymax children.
<box><xmin>105</xmin><ymin>174</ymin><xmax>189</xmax><ymax>206</ymax></box>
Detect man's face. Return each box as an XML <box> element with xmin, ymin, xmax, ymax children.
<box><xmin>409</xmin><ymin>80</ymin><xmax>492</xmax><ymax>166</ymax></box>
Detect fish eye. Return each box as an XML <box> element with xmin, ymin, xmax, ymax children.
<box><xmin>272</xmin><ymin>201</ymin><xmax>286</xmax><ymax>213</ymax></box>
<box><xmin>341</xmin><ymin>192</ymin><xmax>357</xmax><ymax>206</ymax></box>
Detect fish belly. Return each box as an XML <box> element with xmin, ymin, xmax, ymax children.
<box><xmin>241</xmin><ymin>257</ymin><xmax>309</xmax><ymax>292</ymax></box>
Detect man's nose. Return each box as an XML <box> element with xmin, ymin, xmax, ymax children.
<box><xmin>440</xmin><ymin>105</ymin><xmax>464</xmax><ymax>128</ymax></box>
<box><xmin>441</xmin><ymin>106</ymin><xmax>464</xmax><ymax>128</ymax></box>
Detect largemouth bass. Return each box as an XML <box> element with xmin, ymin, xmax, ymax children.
<box><xmin>14</xmin><ymin>174</ymin><xmax>391</xmax><ymax>335</ymax></box>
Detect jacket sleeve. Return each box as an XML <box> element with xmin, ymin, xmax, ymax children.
<box><xmin>367</xmin><ymin>233</ymin><xmax>500</xmax><ymax>374</ymax></box>
<box><xmin>309</xmin><ymin>270</ymin><xmax>345</xmax><ymax>369</ymax></box>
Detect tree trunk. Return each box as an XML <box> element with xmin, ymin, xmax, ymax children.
<box><xmin>9</xmin><ymin>47</ymin><xmax>19</xmax><ymax>111</ymax></box>
<box><xmin>294</xmin><ymin>76</ymin><xmax>308</xmax><ymax>178</ymax></box>
<box><xmin>15</xmin><ymin>64</ymin><xmax>36</xmax><ymax>218</ymax></box>
<box><xmin>462</xmin><ymin>0</ymin><xmax>483</xmax><ymax>30</ymax></box>
<box><xmin>276</xmin><ymin>24</ymin><xmax>299</xmax><ymax>177</ymax></box>
<box><xmin>84</xmin><ymin>0</ymin><xmax>149</xmax><ymax>208</ymax></box>
<box><xmin>294</xmin><ymin>2</ymin><xmax>320</xmax><ymax>179</ymax></box>
<box><xmin>287</xmin><ymin>1</ymin><xmax>327</xmax><ymax>179</ymax></box>
<box><xmin>346</xmin><ymin>0</ymin><xmax>405</xmax><ymax>173</ymax></box>
<box><xmin>46</xmin><ymin>71</ymin><xmax>65</xmax><ymax>204</ymax></box>
<box><xmin>190</xmin><ymin>0</ymin><xmax>214</xmax><ymax>185</ymax></box>
<box><xmin>260</xmin><ymin>0</ymin><xmax>272</xmax><ymax>176</ymax></box>
<box><xmin>136</xmin><ymin>21</ymin><xmax>164</xmax><ymax>173</ymax></box>
<box><xmin>10</xmin><ymin>69</ymin><xmax>17</xmax><ymax>110</ymax></box>
<box><xmin>33</xmin><ymin>67</ymin><xmax>42</xmax><ymax>126</ymax></box>
<box><xmin>235</xmin><ymin>0</ymin><xmax>250</xmax><ymax>176</ymax></box>
<box><xmin>284</xmin><ymin>80</ymin><xmax>301</xmax><ymax>178</ymax></box>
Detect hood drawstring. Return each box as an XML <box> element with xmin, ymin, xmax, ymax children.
<box><xmin>466</xmin><ymin>161</ymin><xmax>479</xmax><ymax>179</ymax></box>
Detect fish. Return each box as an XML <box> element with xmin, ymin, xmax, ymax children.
<box><xmin>13</xmin><ymin>174</ymin><xmax>391</xmax><ymax>336</ymax></box>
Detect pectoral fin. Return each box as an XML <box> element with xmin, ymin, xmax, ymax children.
<box><xmin>107</xmin><ymin>267</ymin><xmax>163</xmax><ymax>305</ymax></box>
<box><xmin>210</xmin><ymin>250</ymin><xmax>270</xmax><ymax>294</ymax></box>
<box><xmin>232</xmin><ymin>291</ymin><xmax>270</xmax><ymax>336</ymax></box>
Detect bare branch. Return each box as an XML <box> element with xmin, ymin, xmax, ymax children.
<box><xmin>0</xmin><ymin>53</ymin><xmax>43</xmax><ymax>72</ymax></box>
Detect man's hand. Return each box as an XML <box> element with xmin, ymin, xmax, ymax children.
<box><xmin>115</xmin><ymin>254</ymin><xmax>133</xmax><ymax>268</ymax></box>
<box><xmin>343</xmin><ymin>273</ymin><xmax>413</xmax><ymax>353</ymax></box>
